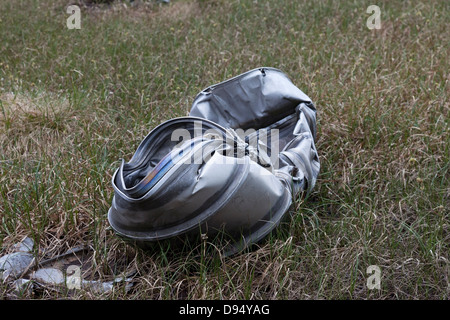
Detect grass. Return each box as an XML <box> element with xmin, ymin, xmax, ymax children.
<box><xmin>0</xmin><ymin>0</ymin><xmax>448</xmax><ymax>299</ymax></box>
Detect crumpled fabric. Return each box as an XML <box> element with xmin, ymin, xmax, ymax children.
<box><xmin>189</xmin><ymin>67</ymin><xmax>320</xmax><ymax>196</ymax></box>
<box><xmin>107</xmin><ymin>67</ymin><xmax>320</xmax><ymax>255</ymax></box>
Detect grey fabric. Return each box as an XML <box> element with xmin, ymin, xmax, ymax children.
<box><xmin>190</xmin><ymin>67</ymin><xmax>320</xmax><ymax>194</ymax></box>
<box><xmin>108</xmin><ymin>67</ymin><xmax>320</xmax><ymax>255</ymax></box>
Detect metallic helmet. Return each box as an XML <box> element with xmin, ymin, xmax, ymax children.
<box><xmin>108</xmin><ymin>67</ymin><xmax>320</xmax><ymax>255</ymax></box>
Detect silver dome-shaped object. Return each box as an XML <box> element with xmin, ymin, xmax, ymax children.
<box><xmin>108</xmin><ymin>67</ymin><xmax>320</xmax><ymax>255</ymax></box>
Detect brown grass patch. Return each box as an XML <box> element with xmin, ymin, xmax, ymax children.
<box><xmin>0</xmin><ymin>92</ymin><xmax>72</xmax><ymax>161</ymax></box>
<box><xmin>159</xmin><ymin>1</ymin><xmax>199</xmax><ymax>22</ymax></box>
<box><xmin>81</xmin><ymin>0</ymin><xmax>199</xmax><ymax>23</ymax></box>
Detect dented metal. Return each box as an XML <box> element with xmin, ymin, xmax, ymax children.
<box><xmin>108</xmin><ymin>67</ymin><xmax>320</xmax><ymax>255</ymax></box>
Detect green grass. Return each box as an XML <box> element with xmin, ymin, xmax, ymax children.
<box><xmin>0</xmin><ymin>0</ymin><xmax>448</xmax><ymax>299</ymax></box>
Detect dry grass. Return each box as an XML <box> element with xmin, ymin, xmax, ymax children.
<box><xmin>0</xmin><ymin>92</ymin><xmax>71</xmax><ymax>160</ymax></box>
<box><xmin>0</xmin><ymin>0</ymin><xmax>448</xmax><ymax>300</ymax></box>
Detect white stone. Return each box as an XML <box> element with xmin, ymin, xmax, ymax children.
<box><xmin>12</xmin><ymin>237</ymin><xmax>34</xmax><ymax>253</ymax></box>
<box><xmin>13</xmin><ymin>278</ymin><xmax>34</xmax><ymax>295</ymax></box>
<box><xmin>0</xmin><ymin>252</ymin><xmax>35</xmax><ymax>280</ymax></box>
<box><xmin>32</xmin><ymin>268</ymin><xmax>65</xmax><ymax>285</ymax></box>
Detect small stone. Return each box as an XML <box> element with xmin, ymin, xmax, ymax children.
<box><xmin>32</xmin><ymin>268</ymin><xmax>65</xmax><ymax>285</ymax></box>
<box><xmin>12</xmin><ymin>237</ymin><xmax>34</xmax><ymax>253</ymax></box>
<box><xmin>0</xmin><ymin>252</ymin><xmax>35</xmax><ymax>280</ymax></box>
<box><xmin>13</xmin><ymin>278</ymin><xmax>34</xmax><ymax>295</ymax></box>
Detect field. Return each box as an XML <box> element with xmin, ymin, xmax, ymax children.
<box><xmin>0</xmin><ymin>0</ymin><xmax>448</xmax><ymax>299</ymax></box>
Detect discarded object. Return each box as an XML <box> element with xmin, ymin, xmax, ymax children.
<box><xmin>108</xmin><ymin>67</ymin><xmax>320</xmax><ymax>255</ymax></box>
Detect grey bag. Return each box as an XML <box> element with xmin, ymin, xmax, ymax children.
<box><xmin>108</xmin><ymin>67</ymin><xmax>320</xmax><ymax>255</ymax></box>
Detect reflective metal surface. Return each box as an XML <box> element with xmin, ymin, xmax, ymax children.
<box><xmin>108</xmin><ymin>67</ymin><xmax>320</xmax><ymax>255</ymax></box>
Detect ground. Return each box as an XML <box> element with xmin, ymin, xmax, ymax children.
<box><xmin>0</xmin><ymin>0</ymin><xmax>448</xmax><ymax>299</ymax></box>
